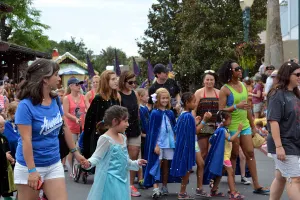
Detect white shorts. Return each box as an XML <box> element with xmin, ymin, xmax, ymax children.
<box><xmin>272</xmin><ymin>154</ymin><xmax>300</xmax><ymax>178</ymax></box>
<box><xmin>159</xmin><ymin>148</ymin><xmax>174</xmax><ymax>160</ymax></box>
<box><xmin>14</xmin><ymin>161</ymin><xmax>65</xmax><ymax>185</ymax></box>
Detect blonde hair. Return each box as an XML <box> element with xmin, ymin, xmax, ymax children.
<box><xmin>7</xmin><ymin>101</ymin><xmax>19</xmax><ymax>119</ymax></box>
<box><xmin>92</xmin><ymin>75</ymin><xmax>100</xmax><ymax>81</ymax></box>
<box><xmin>154</xmin><ymin>88</ymin><xmax>171</xmax><ymax>109</ymax></box>
<box><xmin>97</xmin><ymin>70</ymin><xmax>118</xmax><ymax>101</ymax></box>
<box><xmin>135</xmin><ymin>88</ymin><xmax>147</xmax><ymax>105</ymax></box>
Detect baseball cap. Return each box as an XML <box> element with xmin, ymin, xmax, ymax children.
<box><xmin>153</xmin><ymin>64</ymin><xmax>169</xmax><ymax>74</ymax></box>
<box><xmin>271</xmin><ymin>70</ymin><xmax>278</xmax><ymax>77</ymax></box>
<box><xmin>67</xmin><ymin>77</ymin><xmax>83</xmax><ymax>86</ymax></box>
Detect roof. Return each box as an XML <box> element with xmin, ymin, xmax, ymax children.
<box><xmin>54</xmin><ymin>52</ymin><xmax>88</xmax><ymax>69</ymax></box>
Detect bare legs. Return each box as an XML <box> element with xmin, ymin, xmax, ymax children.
<box><xmin>128</xmin><ymin>145</ymin><xmax>140</xmax><ymax>186</ymax></box>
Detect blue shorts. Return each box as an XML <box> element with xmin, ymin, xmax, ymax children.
<box><xmin>229</xmin><ymin>127</ymin><xmax>252</xmax><ymax>137</ymax></box>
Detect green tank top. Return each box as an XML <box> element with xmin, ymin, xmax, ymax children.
<box><xmin>225</xmin><ymin>82</ymin><xmax>250</xmax><ymax>132</ymax></box>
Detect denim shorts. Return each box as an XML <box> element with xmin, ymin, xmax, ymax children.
<box><xmin>14</xmin><ymin>161</ymin><xmax>65</xmax><ymax>185</ymax></box>
<box><xmin>230</xmin><ymin>127</ymin><xmax>252</xmax><ymax>137</ymax></box>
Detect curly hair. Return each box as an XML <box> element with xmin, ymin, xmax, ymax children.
<box><xmin>218</xmin><ymin>60</ymin><xmax>236</xmax><ymax>84</ymax></box>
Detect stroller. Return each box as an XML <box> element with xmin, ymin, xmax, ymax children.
<box><xmin>72</xmin><ymin>131</ymin><xmax>94</xmax><ymax>184</ymax></box>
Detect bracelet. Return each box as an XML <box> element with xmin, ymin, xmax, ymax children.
<box><xmin>233</xmin><ymin>104</ymin><xmax>237</xmax><ymax>110</ymax></box>
<box><xmin>70</xmin><ymin>147</ymin><xmax>78</xmax><ymax>153</ymax></box>
<box><xmin>227</xmin><ymin>136</ymin><xmax>231</xmax><ymax>141</ymax></box>
<box><xmin>276</xmin><ymin>145</ymin><xmax>283</xmax><ymax>148</ymax></box>
<box><xmin>28</xmin><ymin>167</ymin><xmax>37</xmax><ymax>173</ymax></box>
<box><xmin>201</xmin><ymin>121</ymin><xmax>206</xmax><ymax>125</ymax></box>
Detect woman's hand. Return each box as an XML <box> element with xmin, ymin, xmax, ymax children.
<box><xmin>28</xmin><ymin>171</ymin><xmax>41</xmax><ymax>190</ymax></box>
<box><xmin>154</xmin><ymin>145</ymin><xmax>160</xmax><ymax>155</ymax></box>
<box><xmin>203</xmin><ymin>112</ymin><xmax>212</xmax><ymax>122</ymax></box>
<box><xmin>81</xmin><ymin>160</ymin><xmax>91</xmax><ymax>169</ymax></box>
<box><xmin>276</xmin><ymin>146</ymin><xmax>286</xmax><ymax>161</ymax></box>
<box><xmin>6</xmin><ymin>151</ymin><xmax>15</xmax><ymax>164</ymax></box>
<box><xmin>236</xmin><ymin>100</ymin><xmax>251</xmax><ymax>110</ymax></box>
<box><xmin>75</xmin><ymin>118</ymin><xmax>81</xmax><ymax>124</ymax></box>
<box><xmin>138</xmin><ymin>159</ymin><xmax>148</xmax><ymax>166</ymax></box>
<box><xmin>74</xmin><ymin>151</ymin><xmax>87</xmax><ymax>165</ymax></box>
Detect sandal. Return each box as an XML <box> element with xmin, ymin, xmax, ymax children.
<box><xmin>253</xmin><ymin>187</ymin><xmax>270</xmax><ymax>195</ymax></box>
<box><xmin>229</xmin><ymin>192</ymin><xmax>245</xmax><ymax>200</ymax></box>
<box><xmin>209</xmin><ymin>179</ymin><xmax>214</xmax><ymax>188</ymax></box>
<box><xmin>210</xmin><ymin>189</ymin><xmax>225</xmax><ymax>197</ymax></box>
<box><xmin>195</xmin><ymin>188</ymin><xmax>211</xmax><ymax>197</ymax></box>
<box><xmin>178</xmin><ymin>192</ymin><xmax>195</xmax><ymax>200</ymax></box>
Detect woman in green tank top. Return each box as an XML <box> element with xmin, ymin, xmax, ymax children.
<box><xmin>218</xmin><ymin>60</ymin><xmax>269</xmax><ymax>195</ymax></box>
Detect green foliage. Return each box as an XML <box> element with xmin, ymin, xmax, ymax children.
<box><xmin>0</xmin><ymin>0</ymin><xmax>50</xmax><ymax>50</ymax></box>
<box><xmin>93</xmin><ymin>46</ymin><xmax>128</xmax><ymax>73</ymax></box>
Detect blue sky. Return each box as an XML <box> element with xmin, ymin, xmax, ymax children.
<box><xmin>34</xmin><ymin>0</ymin><xmax>157</xmax><ymax>56</ymax></box>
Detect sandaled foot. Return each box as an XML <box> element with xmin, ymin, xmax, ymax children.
<box><xmin>229</xmin><ymin>192</ymin><xmax>245</xmax><ymax>200</ymax></box>
<box><xmin>178</xmin><ymin>193</ymin><xmax>195</xmax><ymax>200</ymax></box>
<box><xmin>210</xmin><ymin>189</ymin><xmax>225</xmax><ymax>197</ymax></box>
<box><xmin>195</xmin><ymin>188</ymin><xmax>211</xmax><ymax>197</ymax></box>
<box><xmin>253</xmin><ymin>187</ymin><xmax>270</xmax><ymax>195</ymax></box>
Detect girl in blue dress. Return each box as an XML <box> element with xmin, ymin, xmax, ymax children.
<box><xmin>82</xmin><ymin>105</ymin><xmax>147</xmax><ymax>200</ymax></box>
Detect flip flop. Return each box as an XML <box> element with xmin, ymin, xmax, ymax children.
<box><xmin>253</xmin><ymin>187</ymin><xmax>270</xmax><ymax>195</ymax></box>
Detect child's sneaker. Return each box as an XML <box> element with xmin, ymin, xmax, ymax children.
<box><xmin>130</xmin><ymin>185</ymin><xmax>141</xmax><ymax>197</ymax></box>
<box><xmin>152</xmin><ymin>188</ymin><xmax>161</xmax><ymax>198</ymax></box>
<box><xmin>241</xmin><ymin>176</ymin><xmax>251</xmax><ymax>185</ymax></box>
<box><xmin>178</xmin><ymin>192</ymin><xmax>195</xmax><ymax>199</ymax></box>
<box><xmin>161</xmin><ymin>186</ymin><xmax>169</xmax><ymax>195</ymax></box>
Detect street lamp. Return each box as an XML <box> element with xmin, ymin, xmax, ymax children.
<box><xmin>240</xmin><ymin>0</ymin><xmax>254</xmax><ymax>42</ymax></box>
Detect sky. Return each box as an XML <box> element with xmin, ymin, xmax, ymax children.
<box><xmin>34</xmin><ymin>0</ymin><xmax>158</xmax><ymax>56</ymax></box>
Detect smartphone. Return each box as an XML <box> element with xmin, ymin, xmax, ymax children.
<box><xmin>37</xmin><ymin>179</ymin><xmax>43</xmax><ymax>190</ymax></box>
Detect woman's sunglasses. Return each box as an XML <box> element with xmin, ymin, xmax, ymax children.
<box><xmin>292</xmin><ymin>73</ymin><xmax>300</xmax><ymax>77</ymax></box>
<box><xmin>127</xmin><ymin>81</ymin><xmax>137</xmax><ymax>85</ymax></box>
<box><xmin>233</xmin><ymin>66</ymin><xmax>243</xmax><ymax>72</ymax></box>
<box><xmin>204</xmin><ymin>70</ymin><xmax>215</xmax><ymax>74</ymax></box>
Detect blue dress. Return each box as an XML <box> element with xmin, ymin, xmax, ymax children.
<box><xmin>87</xmin><ymin>134</ymin><xmax>140</xmax><ymax>200</ymax></box>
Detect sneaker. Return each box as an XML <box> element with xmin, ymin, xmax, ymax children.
<box><xmin>178</xmin><ymin>192</ymin><xmax>195</xmax><ymax>199</ymax></box>
<box><xmin>161</xmin><ymin>186</ymin><xmax>169</xmax><ymax>195</ymax></box>
<box><xmin>131</xmin><ymin>185</ymin><xmax>141</xmax><ymax>197</ymax></box>
<box><xmin>241</xmin><ymin>177</ymin><xmax>251</xmax><ymax>185</ymax></box>
<box><xmin>152</xmin><ymin>188</ymin><xmax>162</xmax><ymax>198</ymax></box>
<box><xmin>138</xmin><ymin>179</ymin><xmax>146</xmax><ymax>189</ymax></box>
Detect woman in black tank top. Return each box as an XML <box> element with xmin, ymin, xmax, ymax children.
<box><xmin>119</xmin><ymin>71</ymin><xmax>143</xmax><ymax>195</ymax></box>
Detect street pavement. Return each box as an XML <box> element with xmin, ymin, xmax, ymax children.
<box><xmin>64</xmin><ymin>149</ymin><xmax>289</xmax><ymax>200</ymax></box>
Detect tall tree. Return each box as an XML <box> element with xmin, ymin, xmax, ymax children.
<box><xmin>0</xmin><ymin>0</ymin><xmax>50</xmax><ymax>50</ymax></box>
<box><xmin>93</xmin><ymin>46</ymin><xmax>127</xmax><ymax>73</ymax></box>
<box><xmin>176</xmin><ymin>0</ymin><xmax>267</xmax><ymax>91</ymax></box>
<box><xmin>136</xmin><ymin>0</ymin><xmax>182</xmax><ymax>64</ymax></box>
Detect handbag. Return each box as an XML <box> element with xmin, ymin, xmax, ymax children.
<box><xmin>55</xmin><ymin>97</ymin><xmax>69</xmax><ymax>159</ymax></box>
<box><xmin>252</xmin><ymin>133</ymin><xmax>265</xmax><ymax>148</ymax></box>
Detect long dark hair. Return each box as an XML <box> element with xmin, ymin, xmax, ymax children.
<box><xmin>218</xmin><ymin>60</ymin><xmax>236</xmax><ymax>84</ymax></box>
<box><xmin>17</xmin><ymin>59</ymin><xmax>59</xmax><ymax>105</ymax></box>
<box><xmin>96</xmin><ymin>105</ymin><xmax>129</xmax><ymax>132</ymax></box>
<box><xmin>268</xmin><ymin>62</ymin><xmax>300</xmax><ymax>99</ymax></box>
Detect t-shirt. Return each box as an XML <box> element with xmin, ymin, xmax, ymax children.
<box><xmin>252</xmin><ymin>83</ymin><xmax>264</xmax><ymax>104</ymax></box>
<box><xmin>15</xmin><ymin>97</ymin><xmax>63</xmax><ymax>167</ymax></box>
<box><xmin>267</xmin><ymin>90</ymin><xmax>300</xmax><ymax>155</ymax></box>
<box><xmin>148</xmin><ymin>79</ymin><xmax>180</xmax><ymax>107</ymax></box>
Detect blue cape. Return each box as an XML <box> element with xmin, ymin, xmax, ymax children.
<box><xmin>140</xmin><ymin>106</ymin><xmax>150</xmax><ymax>158</ymax></box>
<box><xmin>3</xmin><ymin>121</ymin><xmax>19</xmax><ymax>159</ymax></box>
<box><xmin>143</xmin><ymin>109</ymin><xmax>180</xmax><ymax>187</ymax></box>
<box><xmin>203</xmin><ymin>127</ymin><xmax>226</xmax><ymax>185</ymax></box>
<box><xmin>171</xmin><ymin>112</ymin><xmax>196</xmax><ymax>177</ymax></box>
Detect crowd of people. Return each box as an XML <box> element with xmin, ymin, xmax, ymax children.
<box><xmin>0</xmin><ymin>57</ymin><xmax>299</xmax><ymax>200</ymax></box>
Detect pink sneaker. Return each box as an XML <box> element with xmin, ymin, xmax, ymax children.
<box><xmin>224</xmin><ymin>160</ymin><xmax>232</xmax><ymax>167</ymax></box>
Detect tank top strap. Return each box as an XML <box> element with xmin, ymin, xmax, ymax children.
<box><xmin>203</xmin><ymin>88</ymin><xmax>219</xmax><ymax>98</ymax></box>
<box><xmin>214</xmin><ymin>89</ymin><xmax>219</xmax><ymax>98</ymax></box>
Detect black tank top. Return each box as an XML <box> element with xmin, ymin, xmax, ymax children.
<box><xmin>119</xmin><ymin>91</ymin><xmax>141</xmax><ymax>138</ymax></box>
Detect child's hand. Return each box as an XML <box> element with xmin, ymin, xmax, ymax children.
<box><xmin>237</xmin><ymin>123</ymin><xmax>243</xmax><ymax>132</ymax></box>
<box><xmin>81</xmin><ymin>160</ymin><xmax>91</xmax><ymax>169</ymax></box>
<box><xmin>195</xmin><ymin>116</ymin><xmax>201</xmax><ymax>125</ymax></box>
<box><xmin>203</xmin><ymin>112</ymin><xmax>212</xmax><ymax>122</ymax></box>
<box><xmin>138</xmin><ymin>159</ymin><xmax>147</xmax><ymax>166</ymax></box>
<box><xmin>225</xmin><ymin>132</ymin><xmax>230</xmax><ymax>139</ymax></box>
<box><xmin>6</xmin><ymin>151</ymin><xmax>15</xmax><ymax>164</ymax></box>
<box><xmin>154</xmin><ymin>145</ymin><xmax>160</xmax><ymax>155</ymax></box>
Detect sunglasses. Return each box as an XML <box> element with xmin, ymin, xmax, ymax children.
<box><xmin>292</xmin><ymin>73</ymin><xmax>300</xmax><ymax>77</ymax></box>
<box><xmin>127</xmin><ymin>81</ymin><xmax>137</xmax><ymax>85</ymax></box>
<box><xmin>204</xmin><ymin>70</ymin><xmax>215</xmax><ymax>74</ymax></box>
<box><xmin>266</xmin><ymin>67</ymin><xmax>275</xmax><ymax>70</ymax></box>
<box><xmin>233</xmin><ymin>66</ymin><xmax>243</xmax><ymax>72</ymax></box>
<box><xmin>75</xmin><ymin>83</ymin><xmax>81</xmax><ymax>86</ymax></box>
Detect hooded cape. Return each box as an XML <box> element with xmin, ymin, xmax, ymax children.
<box><xmin>143</xmin><ymin>109</ymin><xmax>180</xmax><ymax>187</ymax></box>
<box><xmin>139</xmin><ymin>105</ymin><xmax>150</xmax><ymax>159</ymax></box>
<box><xmin>170</xmin><ymin>112</ymin><xmax>196</xmax><ymax>177</ymax></box>
<box><xmin>203</xmin><ymin>127</ymin><xmax>226</xmax><ymax>185</ymax></box>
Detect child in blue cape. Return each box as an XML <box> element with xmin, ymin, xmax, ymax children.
<box><xmin>82</xmin><ymin>105</ymin><xmax>147</xmax><ymax>200</ymax></box>
<box><xmin>171</xmin><ymin>92</ymin><xmax>211</xmax><ymax>199</ymax></box>
<box><xmin>204</xmin><ymin>111</ymin><xmax>245</xmax><ymax>200</ymax></box>
<box><xmin>143</xmin><ymin>88</ymin><xmax>178</xmax><ymax>198</ymax></box>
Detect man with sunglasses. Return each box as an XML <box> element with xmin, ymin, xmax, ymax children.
<box><xmin>148</xmin><ymin>64</ymin><xmax>181</xmax><ymax>115</ymax></box>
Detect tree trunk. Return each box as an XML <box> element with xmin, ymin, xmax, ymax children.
<box><xmin>264</xmin><ymin>1</ymin><xmax>271</xmax><ymax>66</ymax></box>
<box><xmin>267</xmin><ymin>0</ymin><xmax>284</xmax><ymax>69</ymax></box>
